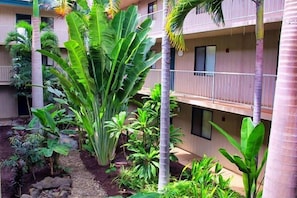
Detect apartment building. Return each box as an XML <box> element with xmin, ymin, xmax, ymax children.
<box><xmin>128</xmin><ymin>0</ymin><xmax>284</xmax><ymax>175</ymax></box>
<box><xmin>0</xmin><ymin>0</ymin><xmax>68</xmax><ymax>119</ymax></box>
<box><xmin>0</xmin><ymin>0</ymin><xmax>284</xmax><ymax>175</ymax></box>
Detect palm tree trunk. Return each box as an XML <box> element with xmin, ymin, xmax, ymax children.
<box><xmin>158</xmin><ymin>0</ymin><xmax>171</xmax><ymax>192</ymax></box>
<box><xmin>252</xmin><ymin>0</ymin><xmax>264</xmax><ymax>126</ymax></box>
<box><xmin>263</xmin><ymin>0</ymin><xmax>297</xmax><ymax>197</ymax></box>
<box><xmin>32</xmin><ymin>0</ymin><xmax>44</xmax><ymax>108</ymax></box>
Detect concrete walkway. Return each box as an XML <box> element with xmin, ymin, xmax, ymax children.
<box><xmin>172</xmin><ymin>147</ymin><xmax>245</xmax><ymax>195</ymax></box>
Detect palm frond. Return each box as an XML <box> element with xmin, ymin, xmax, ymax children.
<box><xmin>166</xmin><ymin>0</ymin><xmax>224</xmax><ymax>51</ymax></box>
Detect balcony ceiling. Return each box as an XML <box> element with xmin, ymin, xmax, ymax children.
<box><xmin>120</xmin><ymin>0</ymin><xmax>139</xmax><ymax>9</ymax></box>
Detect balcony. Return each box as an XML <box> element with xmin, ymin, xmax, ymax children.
<box><xmin>141</xmin><ymin>69</ymin><xmax>276</xmax><ymax>120</ymax></box>
<box><xmin>139</xmin><ymin>0</ymin><xmax>284</xmax><ymax>38</ymax></box>
<box><xmin>0</xmin><ymin>66</ymin><xmax>12</xmax><ymax>85</ymax></box>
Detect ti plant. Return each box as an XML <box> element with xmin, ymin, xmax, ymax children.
<box><xmin>39</xmin><ymin>3</ymin><xmax>161</xmax><ymax>166</ymax></box>
<box><xmin>210</xmin><ymin>117</ymin><xmax>268</xmax><ymax>198</ymax></box>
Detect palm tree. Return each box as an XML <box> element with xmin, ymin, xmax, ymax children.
<box><xmin>5</xmin><ymin>20</ymin><xmax>60</xmax><ymax>116</ymax></box>
<box><xmin>166</xmin><ymin>0</ymin><xmax>264</xmax><ymax>126</ymax></box>
<box><xmin>158</xmin><ymin>0</ymin><xmax>171</xmax><ymax>192</ymax></box>
<box><xmin>252</xmin><ymin>0</ymin><xmax>264</xmax><ymax>126</ymax></box>
<box><xmin>262</xmin><ymin>0</ymin><xmax>297</xmax><ymax>197</ymax></box>
<box><xmin>32</xmin><ymin>0</ymin><xmax>43</xmax><ymax>108</ymax></box>
<box><xmin>158</xmin><ymin>0</ymin><xmax>224</xmax><ymax>191</ymax></box>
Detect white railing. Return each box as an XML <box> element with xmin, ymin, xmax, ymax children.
<box><xmin>0</xmin><ymin>66</ymin><xmax>13</xmax><ymax>84</ymax></box>
<box><xmin>139</xmin><ymin>0</ymin><xmax>284</xmax><ymax>37</ymax></box>
<box><xmin>143</xmin><ymin>69</ymin><xmax>277</xmax><ymax>109</ymax></box>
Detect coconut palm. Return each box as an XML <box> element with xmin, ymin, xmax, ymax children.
<box><xmin>262</xmin><ymin>0</ymin><xmax>297</xmax><ymax>197</ymax></box>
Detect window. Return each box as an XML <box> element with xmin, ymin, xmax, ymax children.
<box><xmin>42</xmin><ymin>55</ymin><xmax>54</xmax><ymax>66</ymax></box>
<box><xmin>194</xmin><ymin>46</ymin><xmax>216</xmax><ymax>75</ymax></box>
<box><xmin>16</xmin><ymin>14</ymin><xmax>31</xmax><ymax>24</ymax></box>
<box><xmin>41</xmin><ymin>17</ymin><xmax>54</xmax><ymax>30</ymax></box>
<box><xmin>191</xmin><ymin>107</ymin><xmax>213</xmax><ymax>140</ymax></box>
<box><xmin>148</xmin><ymin>1</ymin><xmax>157</xmax><ymax>20</ymax></box>
<box><xmin>196</xmin><ymin>5</ymin><xmax>206</xmax><ymax>14</ymax></box>
<box><xmin>16</xmin><ymin>14</ymin><xmax>31</xmax><ymax>40</ymax></box>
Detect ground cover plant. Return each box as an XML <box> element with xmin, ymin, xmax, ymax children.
<box><xmin>1</xmin><ymin>102</ymin><xmax>75</xmax><ymax>197</ymax></box>
<box><xmin>129</xmin><ymin>156</ymin><xmax>244</xmax><ymax>198</ymax></box>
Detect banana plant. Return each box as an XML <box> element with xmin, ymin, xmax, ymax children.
<box><xmin>39</xmin><ymin>3</ymin><xmax>161</xmax><ymax>166</ymax></box>
<box><xmin>210</xmin><ymin>117</ymin><xmax>268</xmax><ymax>198</ymax></box>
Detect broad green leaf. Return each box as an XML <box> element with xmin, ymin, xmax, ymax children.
<box><xmin>66</xmin><ymin>12</ymin><xmax>86</xmax><ymax>47</ymax></box>
<box><xmin>241</xmin><ymin>117</ymin><xmax>255</xmax><ymax>154</ymax></box>
<box><xmin>233</xmin><ymin>156</ymin><xmax>249</xmax><ymax>173</ymax></box>
<box><xmin>245</xmin><ymin>122</ymin><xmax>265</xmax><ymax>159</ymax></box>
<box><xmin>53</xmin><ymin>144</ymin><xmax>70</xmax><ymax>156</ymax></box>
<box><xmin>219</xmin><ymin>148</ymin><xmax>236</xmax><ymax>164</ymax></box>
<box><xmin>40</xmin><ymin>148</ymin><xmax>53</xmax><ymax>157</ymax></box>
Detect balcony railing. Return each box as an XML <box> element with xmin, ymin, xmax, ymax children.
<box><xmin>0</xmin><ymin>66</ymin><xmax>12</xmax><ymax>85</ymax></box>
<box><xmin>139</xmin><ymin>0</ymin><xmax>284</xmax><ymax>37</ymax></box>
<box><xmin>143</xmin><ymin>69</ymin><xmax>277</xmax><ymax>109</ymax></box>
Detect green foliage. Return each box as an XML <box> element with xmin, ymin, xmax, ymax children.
<box><xmin>39</xmin><ymin>4</ymin><xmax>160</xmax><ymax>166</ymax></box>
<box><xmin>29</xmin><ymin>103</ymin><xmax>75</xmax><ymax>175</ymax></box>
<box><xmin>131</xmin><ymin>156</ymin><xmax>242</xmax><ymax>198</ymax></box>
<box><xmin>162</xmin><ymin>156</ymin><xmax>242</xmax><ymax>198</ymax></box>
<box><xmin>1</xmin><ymin>129</ymin><xmax>45</xmax><ymax>196</ymax></box>
<box><xmin>115</xmin><ymin>167</ymin><xmax>148</xmax><ymax>191</ymax></box>
<box><xmin>5</xmin><ymin>20</ymin><xmax>61</xmax><ymax>111</ymax></box>
<box><xmin>2</xmin><ymin>130</ymin><xmax>45</xmax><ymax>174</ymax></box>
<box><xmin>210</xmin><ymin>117</ymin><xmax>267</xmax><ymax>198</ymax></box>
<box><xmin>116</xmin><ymin>84</ymin><xmax>182</xmax><ymax>190</ymax></box>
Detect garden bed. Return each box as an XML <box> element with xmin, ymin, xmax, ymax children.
<box><xmin>0</xmin><ymin>126</ymin><xmax>184</xmax><ymax>197</ymax></box>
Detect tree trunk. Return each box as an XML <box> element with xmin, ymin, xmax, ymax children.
<box><xmin>263</xmin><ymin>0</ymin><xmax>297</xmax><ymax>197</ymax></box>
<box><xmin>158</xmin><ymin>0</ymin><xmax>170</xmax><ymax>192</ymax></box>
<box><xmin>253</xmin><ymin>0</ymin><xmax>264</xmax><ymax>126</ymax></box>
<box><xmin>31</xmin><ymin>0</ymin><xmax>44</xmax><ymax>108</ymax></box>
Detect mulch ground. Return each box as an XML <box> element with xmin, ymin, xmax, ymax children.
<box><xmin>0</xmin><ymin>126</ymin><xmax>184</xmax><ymax>197</ymax></box>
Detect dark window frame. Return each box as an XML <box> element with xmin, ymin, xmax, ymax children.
<box><xmin>196</xmin><ymin>5</ymin><xmax>206</xmax><ymax>14</ymax></box>
<box><xmin>194</xmin><ymin>45</ymin><xmax>216</xmax><ymax>76</ymax></box>
<box><xmin>41</xmin><ymin>17</ymin><xmax>54</xmax><ymax>30</ymax></box>
<box><xmin>191</xmin><ymin>107</ymin><xmax>213</xmax><ymax>140</ymax></box>
<box><xmin>148</xmin><ymin>1</ymin><xmax>157</xmax><ymax>20</ymax></box>
<box><xmin>16</xmin><ymin>14</ymin><xmax>31</xmax><ymax>24</ymax></box>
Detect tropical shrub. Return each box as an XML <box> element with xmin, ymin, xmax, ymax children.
<box><xmin>210</xmin><ymin>117</ymin><xmax>267</xmax><ymax>198</ymax></box>
<box><xmin>39</xmin><ymin>3</ymin><xmax>161</xmax><ymax>166</ymax></box>
<box><xmin>5</xmin><ymin>21</ymin><xmax>60</xmax><ymax>115</ymax></box>
<box><xmin>29</xmin><ymin>103</ymin><xmax>75</xmax><ymax>175</ymax></box>
<box><xmin>115</xmin><ymin>84</ymin><xmax>183</xmax><ymax>190</ymax></box>
<box><xmin>1</xmin><ymin>130</ymin><xmax>44</xmax><ymax>197</ymax></box>
<box><xmin>131</xmin><ymin>156</ymin><xmax>243</xmax><ymax>198</ymax></box>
